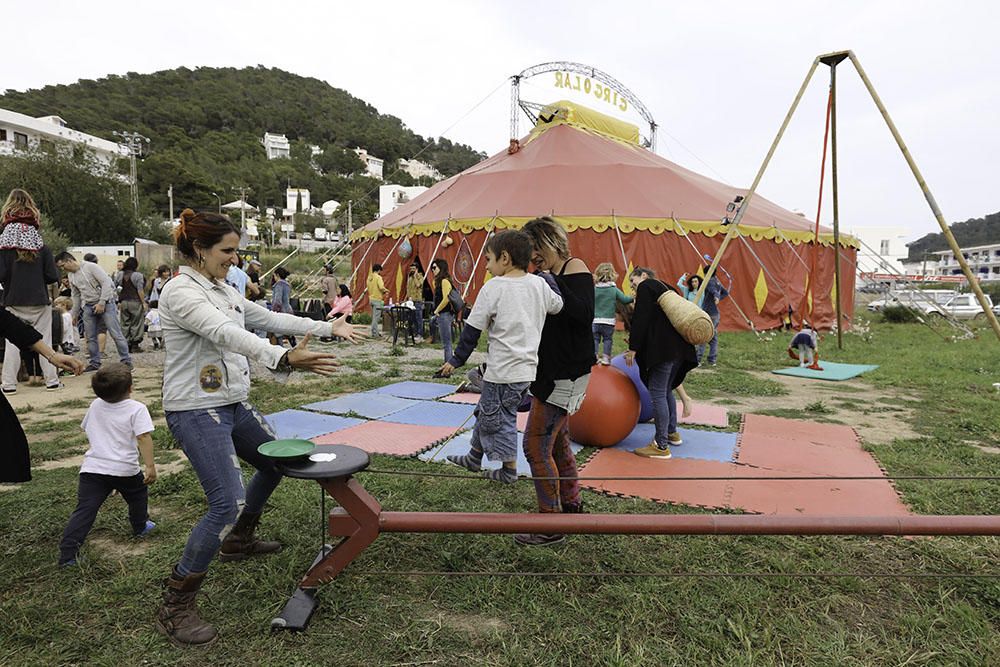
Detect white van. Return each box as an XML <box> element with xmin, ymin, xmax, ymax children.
<box><xmin>867</xmin><ymin>289</ymin><xmax>957</xmax><ymax>312</ymax></box>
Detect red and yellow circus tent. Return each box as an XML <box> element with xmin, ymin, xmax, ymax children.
<box><xmin>351</xmin><ymin>101</ymin><xmax>857</xmax><ymax>331</ymax></box>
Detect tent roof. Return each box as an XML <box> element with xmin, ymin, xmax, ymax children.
<box><xmin>355</xmin><ymin>109</ymin><xmax>855</xmax><ymax>247</ymax></box>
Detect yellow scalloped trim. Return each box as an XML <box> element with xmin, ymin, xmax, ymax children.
<box><xmin>350</xmin><ymin>216</ymin><xmax>859</xmax><ymax>249</ymax></box>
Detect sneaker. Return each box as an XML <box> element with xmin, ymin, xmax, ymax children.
<box><xmin>1</xmin><ymin>387</ymin><xmax>15</xmax><ymax>395</ymax></box>
<box><xmin>667</xmin><ymin>432</ymin><xmax>683</xmax><ymax>446</ymax></box>
<box><xmin>59</xmin><ymin>559</ymin><xmax>78</xmax><ymax>567</ymax></box>
<box><xmin>83</xmin><ymin>365</ymin><xmax>101</xmax><ymax>373</ymax></box>
<box><xmin>45</xmin><ymin>383</ymin><xmax>64</xmax><ymax>391</ymax></box>
<box><xmin>135</xmin><ymin>520</ymin><xmax>156</xmax><ymax>538</ymax></box>
<box><xmin>562</xmin><ymin>501</ymin><xmax>587</xmax><ymax>514</ymax></box>
<box><xmin>513</xmin><ymin>533</ymin><xmax>565</xmax><ymax>546</ymax></box>
<box><xmin>634</xmin><ymin>443</ymin><xmax>672</xmax><ymax>459</ymax></box>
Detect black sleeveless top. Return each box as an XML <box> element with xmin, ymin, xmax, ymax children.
<box><xmin>530</xmin><ymin>258</ymin><xmax>596</xmax><ymax>401</ymax></box>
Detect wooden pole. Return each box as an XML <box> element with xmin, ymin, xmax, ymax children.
<box><xmin>846</xmin><ymin>51</ymin><xmax>1000</xmax><ymax>342</ymax></box>
<box><xmin>823</xmin><ymin>53</ymin><xmax>847</xmax><ymax>349</ymax></box>
<box><xmin>694</xmin><ymin>57</ymin><xmax>822</xmax><ymax>306</ymax></box>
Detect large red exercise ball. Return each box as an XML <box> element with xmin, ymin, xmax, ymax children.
<box><xmin>610</xmin><ymin>353</ymin><xmax>654</xmax><ymax>423</ymax></box>
<box><xmin>568</xmin><ymin>364</ymin><xmax>641</xmax><ymax>447</ymax></box>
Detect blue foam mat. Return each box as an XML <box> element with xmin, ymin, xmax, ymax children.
<box><xmin>302</xmin><ymin>392</ymin><xmax>420</xmax><ymax>419</ymax></box>
<box><xmin>372</xmin><ymin>381</ymin><xmax>457</xmax><ymax>400</ymax></box>
<box><xmin>383</xmin><ymin>401</ymin><xmax>477</xmax><ymax>428</ymax></box>
<box><xmin>771</xmin><ymin>361</ymin><xmax>879</xmax><ymax>382</ymax></box>
<box><xmin>264</xmin><ymin>410</ymin><xmax>364</xmax><ymax>440</ymax></box>
<box><xmin>419</xmin><ymin>431</ymin><xmax>583</xmax><ymax>477</ymax></box>
<box><xmin>606</xmin><ymin>423</ymin><xmax>737</xmax><ymax>462</ymax></box>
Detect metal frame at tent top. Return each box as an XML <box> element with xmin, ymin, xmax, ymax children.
<box><xmin>511</xmin><ymin>62</ymin><xmax>657</xmax><ymax>151</ymax></box>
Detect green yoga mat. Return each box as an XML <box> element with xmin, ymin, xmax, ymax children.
<box><xmin>771</xmin><ymin>361</ymin><xmax>879</xmax><ymax>381</ymax></box>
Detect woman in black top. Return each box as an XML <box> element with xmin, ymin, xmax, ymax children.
<box><xmin>516</xmin><ymin>217</ymin><xmax>596</xmax><ymax>546</ymax></box>
<box><xmin>0</xmin><ymin>307</ymin><xmax>85</xmax><ymax>482</ymax></box>
<box><xmin>625</xmin><ymin>267</ymin><xmax>698</xmax><ymax>459</ymax></box>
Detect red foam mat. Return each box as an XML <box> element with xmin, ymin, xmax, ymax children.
<box><xmin>735</xmin><ymin>433</ymin><xmax>886</xmax><ymax>478</ymax></box>
<box><xmin>741</xmin><ymin>414</ymin><xmax>859</xmax><ymax>449</ymax></box>
<box><xmin>313</xmin><ymin>421</ymin><xmax>458</xmax><ymax>457</ymax></box>
<box><xmin>678</xmin><ymin>402</ymin><xmax>729</xmax><ymax>428</ymax></box>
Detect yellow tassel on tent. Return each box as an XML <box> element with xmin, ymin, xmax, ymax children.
<box><xmin>753</xmin><ymin>269</ymin><xmax>768</xmax><ymax>313</ymax></box>
<box><xmin>830</xmin><ymin>280</ymin><xmax>838</xmax><ymax>310</ymax></box>
<box><xmin>395</xmin><ymin>264</ymin><xmax>403</xmax><ymax>300</ymax></box>
<box><xmin>622</xmin><ymin>261</ymin><xmax>635</xmax><ymax>297</ymax></box>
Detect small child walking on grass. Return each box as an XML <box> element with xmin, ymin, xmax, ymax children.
<box><xmin>439</xmin><ymin>230</ymin><xmax>564</xmax><ymax>483</ymax></box>
<box><xmin>145</xmin><ymin>304</ymin><xmax>163</xmax><ymax>350</ymax></box>
<box><xmin>58</xmin><ymin>362</ymin><xmax>157</xmax><ymax>566</ymax></box>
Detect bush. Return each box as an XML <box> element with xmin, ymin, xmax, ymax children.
<box><xmin>881</xmin><ymin>305</ymin><xmax>921</xmax><ymax>323</ymax></box>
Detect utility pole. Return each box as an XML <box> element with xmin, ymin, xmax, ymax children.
<box><xmin>347</xmin><ymin>200</ymin><xmax>353</xmax><ymax>236</ymax></box>
<box><xmin>168</xmin><ymin>184</ymin><xmax>174</xmax><ymax>222</ymax></box>
<box><xmin>113</xmin><ymin>130</ymin><xmax>150</xmax><ymax>218</ymax></box>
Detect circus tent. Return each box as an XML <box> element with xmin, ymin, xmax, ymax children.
<box><xmin>350</xmin><ymin>101</ymin><xmax>858</xmax><ymax>331</ymax></box>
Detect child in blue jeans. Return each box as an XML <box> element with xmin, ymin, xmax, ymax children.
<box><xmin>439</xmin><ymin>231</ymin><xmax>563</xmax><ymax>483</ymax></box>
<box><xmin>58</xmin><ymin>363</ymin><xmax>157</xmax><ymax>565</ymax></box>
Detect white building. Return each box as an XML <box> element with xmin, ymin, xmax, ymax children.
<box><xmin>379</xmin><ymin>184</ymin><xmax>428</xmax><ymax>218</ymax></box>
<box><xmin>0</xmin><ymin>108</ymin><xmax>126</xmax><ymax>167</ymax></box>
<box><xmin>262</xmin><ymin>132</ymin><xmax>290</xmax><ymax>160</ymax></box>
<box><xmin>354</xmin><ymin>147</ymin><xmax>384</xmax><ymax>179</ymax></box>
<box><xmin>925</xmin><ymin>243</ymin><xmax>1000</xmax><ymax>282</ymax></box>
<box><xmin>849</xmin><ymin>225</ymin><xmax>912</xmax><ymax>275</ymax></box>
<box><xmin>398</xmin><ymin>158</ymin><xmax>443</xmax><ymax>181</ymax></box>
<box><xmin>284</xmin><ymin>188</ymin><xmax>311</xmax><ymax>216</ymax></box>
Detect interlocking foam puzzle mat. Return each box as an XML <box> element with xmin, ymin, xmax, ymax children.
<box><xmin>771</xmin><ymin>361</ymin><xmax>879</xmax><ymax>382</ymax></box>
<box><xmin>268</xmin><ymin>383</ymin><xmax>903</xmax><ymax>515</ymax></box>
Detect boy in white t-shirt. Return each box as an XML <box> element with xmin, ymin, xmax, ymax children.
<box><xmin>439</xmin><ymin>230</ymin><xmax>563</xmax><ymax>483</ymax></box>
<box><xmin>145</xmin><ymin>305</ymin><xmax>163</xmax><ymax>350</ymax></box>
<box><xmin>58</xmin><ymin>363</ymin><xmax>157</xmax><ymax>566</ymax></box>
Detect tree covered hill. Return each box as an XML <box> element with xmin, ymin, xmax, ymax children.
<box><xmin>906</xmin><ymin>211</ymin><xmax>1000</xmax><ymax>261</ymax></box>
<box><xmin>0</xmin><ymin>66</ymin><xmax>485</xmax><ymax>224</ymax></box>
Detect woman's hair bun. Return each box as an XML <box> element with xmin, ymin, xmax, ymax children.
<box><xmin>179</xmin><ymin>208</ymin><xmax>197</xmax><ymax>223</ymax></box>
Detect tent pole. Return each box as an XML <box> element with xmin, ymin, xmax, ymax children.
<box><xmin>347</xmin><ymin>236</ymin><xmax>380</xmax><ymax>295</ymax></box>
<box><xmin>463</xmin><ymin>215</ymin><xmax>498</xmax><ymax>299</ymax></box>
<box><xmin>612</xmin><ymin>211</ymin><xmax>629</xmax><ymax>275</ymax></box>
<box><xmin>693</xmin><ymin>57</ymin><xmax>822</xmax><ymax>306</ymax></box>
<box><xmin>823</xmin><ymin>54</ymin><xmax>847</xmax><ymax>348</ymax></box>
<box><xmin>355</xmin><ymin>229</ymin><xmax>409</xmax><ymax>303</ymax></box>
<box><xmin>423</xmin><ymin>216</ymin><xmax>452</xmax><ymax>295</ymax></box>
<box><xmin>846</xmin><ymin>51</ymin><xmax>1000</xmax><ymax>343</ymax></box>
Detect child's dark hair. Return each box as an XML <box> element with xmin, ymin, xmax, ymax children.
<box><xmin>686</xmin><ymin>273</ymin><xmax>702</xmax><ymax>292</ymax></box>
<box><xmin>275</xmin><ymin>266</ymin><xmax>290</xmax><ymax>279</ymax></box>
<box><xmin>173</xmin><ymin>208</ymin><xmax>240</xmax><ymax>261</ymax></box>
<box><xmin>484</xmin><ymin>230</ymin><xmax>532</xmax><ymax>270</ymax></box>
<box><xmin>338</xmin><ymin>283</ymin><xmax>351</xmax><ymax>298</ymax></box>
<box><xmin>91</xmin><ymin>362</ymin><xmax>133</xmax><ymax>403</ymax></box>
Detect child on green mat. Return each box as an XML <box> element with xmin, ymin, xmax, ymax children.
<box><xmin>438</xmin><ymin>230</ymin><xmax>563</xmax><ymax>483</ymax></box>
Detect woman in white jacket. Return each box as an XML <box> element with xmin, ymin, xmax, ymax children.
<box><xmin>155</xmin><ymin>209</ymin><xmax>363</xmax><ymax>647</ymax></box>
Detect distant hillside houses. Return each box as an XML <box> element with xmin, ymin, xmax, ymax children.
<box><xmin>398</xmin><ymin>158</ymin><xmax>443</xmax><ymax>181</ymax></box>
<box><xmin>353</xmin><ymin>147</ymin><xmax>383</xmax><ymax>179</ymax></box>
<box><xmin>0</xmin><ymin>106</ymin><xmax>126</xmax><ymax>167</ymax></box>
<box><xmin>261</xmin><ymin>132</ymin><xmax>290</xmax><ymax>159</ymax></box>
<box><xmin>379</xmin><ymin>184</ymin><xmax>428</xmax><ymax>218</ymax></box>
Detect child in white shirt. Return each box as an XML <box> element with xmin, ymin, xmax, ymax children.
<box><xmin>145</xmin><ymin>306</ymin><xmax>163</xmax><ymax>350</ymax></box>
<box><xmin>439</xmin><ymin>231</ymin><xmax>563</xmax><ymax>483</ymax></box>
<box><xmin>58</xmin><ymin>363</ymin><xmax>157</xmax><ymax>565</ymax></box>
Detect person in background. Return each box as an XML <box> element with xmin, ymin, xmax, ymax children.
<box><xmin>430</xmin><ymin>259</ymin><xmax>456</xmax><ymax>362</ymax></box>
<box><xmin>53</xmin><ymin>296</ymin><xmax>79</xmax><ymax>354</ymax></box>
<box><xmin>225</xmin><ymin>255</ymin><xmax>250</xmax><ymax>298</ymax></box>
<box><xmin>145</xmin><ymin>303</ymin><xmax>164</xmax><ymax>351</ymax></box>
<box><xmin>319</xmin><ymin>264</ymin><xmax>338</xmax><ymax>318</ymax></box>
<box><xmin>0</xmin><ymin>188</ymin><xmax>62</xmax><ymax>393</ymax></box>
<box><xmin>118</xmin><ymin>257</ymin><xmax>146</xmax><ymax>353</ymax></box>
<box><xmin>406</xmin><ymin>264</ymin><xmax>426</xmax><ymax>343</ymax></box>
<box><xmin>697</xmin><ymin>266</ymin><xmax>729</xmax><ymax>366</ymax></box>
<box><xmin>58</xmin><ymin>276</ymin><xmax>72</xmax><ymax>298</ymax></box>
<box><xmin>55</xmin><ymin>251</ymin><xmax>132</xmax><ymax>372</ymax></box>
<box><xmin>422</xmin><ymin>265</ymin><xmax>435</xmax><ymax>343</ymax></box>
<box><xmin>0</xmin><ymin>308</ymin><xmax>85</xmax><ymax>483</ymax></box>
<box><xmin>326</xmin><ymin>284</ymin><xmax>353</xmax><ymax>322</ymax></box>
<box><xmin>82</xmin><ymin>254</ymin><xmax>108</xmax><ymax>355</ymax></box>
<box><xmin>270</xmin><ymin>266</ymin><xmax>296</xmax><ymax>347</ymax></box>
<box><xmin>592</xmin><ymin>262</ymin><xmax>632</xmax><ymax>365</ymax></box>
<box><xmin>677</xmin><ymin>273</ymin><xmax>703</xmax><ymax>305</ymax></box>
<box><xmin>366</xmin><ymin>263</ymin><xmax>388</xmax><ymax>337</ymax></box>
<box><xmin>148</xmin><ymin>264</ymin><xmax>171</xmax><ymax>309</ymax></box>
<box><xmin>113</xmin><ymin>259</ymin><xmax>125</xmax><ymax>289</ymax></box>
<box><xmin>626</xmin><ymin>267</ymin><xmax>698</xmax><ymax>459</ymax></box>
<box><xmin>245</xmin><ymin>259</ymin><xmax>263</xmax><ymax>301</ymax></box>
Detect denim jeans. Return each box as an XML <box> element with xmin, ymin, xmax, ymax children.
<box><xmin>411</xmin><ymin>300</ymin><xmax>424</xmax><ymax>338</ymax></box>
<box><xmin>471</xmin><ymin>380</ymin><xmax>528</xmax><ymax>462</ymax></box>
<box><xmin>647</xmin><ymin>360</ymin><xmax>680</xmax><ymax>447</ymax></box>
<box><xmin>370</xmin><ymin>299</ymin><xmax>384</xmax><ymax>336</ymax></box>
<box><xmin>58</xmin><ymin>471</ymin><xmax>148</xmax><ymax>564</ymax></box>
<box><xmin>592</xmin><ymin>322</ymin><xmax>615</xmax><ymax>358</ymax></box>
<box><xmin>696</xmin><ymin>312</ymin><xmax>721</xmax><ymax>364</ymax></box>
<box><xmin>437</xmin><ymin>311</ymin><xmax>454</xmax><ymax>362</ymax></box>
<box><xmin>165</xmin><ymin>402</ymin><xmax>282</xmax><ymax>575</ymax></box>
<box><xmin>82</xmin><ymin>301</ymin><xmax>131</xmax><ymax>368</ymax></box>
<box><xmin>523</xmin><ymin>396</ymin><xmax>581</xmax><ymax>513</ymax></box>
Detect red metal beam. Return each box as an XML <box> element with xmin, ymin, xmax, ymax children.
<box><xmin>379</xmin><ymin>512</ymin><xmax>1000</xmax><ymax>536</ymax></box>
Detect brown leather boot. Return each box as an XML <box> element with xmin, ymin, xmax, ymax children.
<box><xmin>155</xmin><ymin>568</ymin><xmax>218</xmax><ymax>647</ymax></box>
<box><xmin>218</xmin><ymin>510</ymin><xmax>282</xmax><ymax>562</ymax></box>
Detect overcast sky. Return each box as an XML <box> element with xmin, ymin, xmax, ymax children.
<box><xmin>4</xmin><ymin>0</ymin><xmax>998</xmax><ymax>241</ymax></box>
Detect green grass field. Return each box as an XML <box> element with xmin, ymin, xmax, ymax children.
<box><xmin>1</xmin><ymin>315</ymin><xmax>998</xmax><ymax>665</ymax></box>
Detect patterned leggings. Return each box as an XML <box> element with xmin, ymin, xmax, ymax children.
<box><xmin>522</xmin><ymin>396</ymin><xmax>581</xmax><ymax>513</ymax></box>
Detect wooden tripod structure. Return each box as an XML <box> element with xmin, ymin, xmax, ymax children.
<box><xmin>693</xmin><ymin>50</ymin><xmax>1000</xmax><ymax>344</ymax></box>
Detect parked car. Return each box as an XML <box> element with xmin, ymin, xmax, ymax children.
<box><xmin>923</xmin><ymin>293</ymin><xmax>994</xmax><ymax>320</ymax></box>
<box><xmin>867</xmin><ymin>289</ymin><xmax>957</xmax><ymax>312</ymax></box>
<box><xmin>302</xmin><ymin>233</ymin><xmax>313</xmax><ymax>241</ymax></box>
